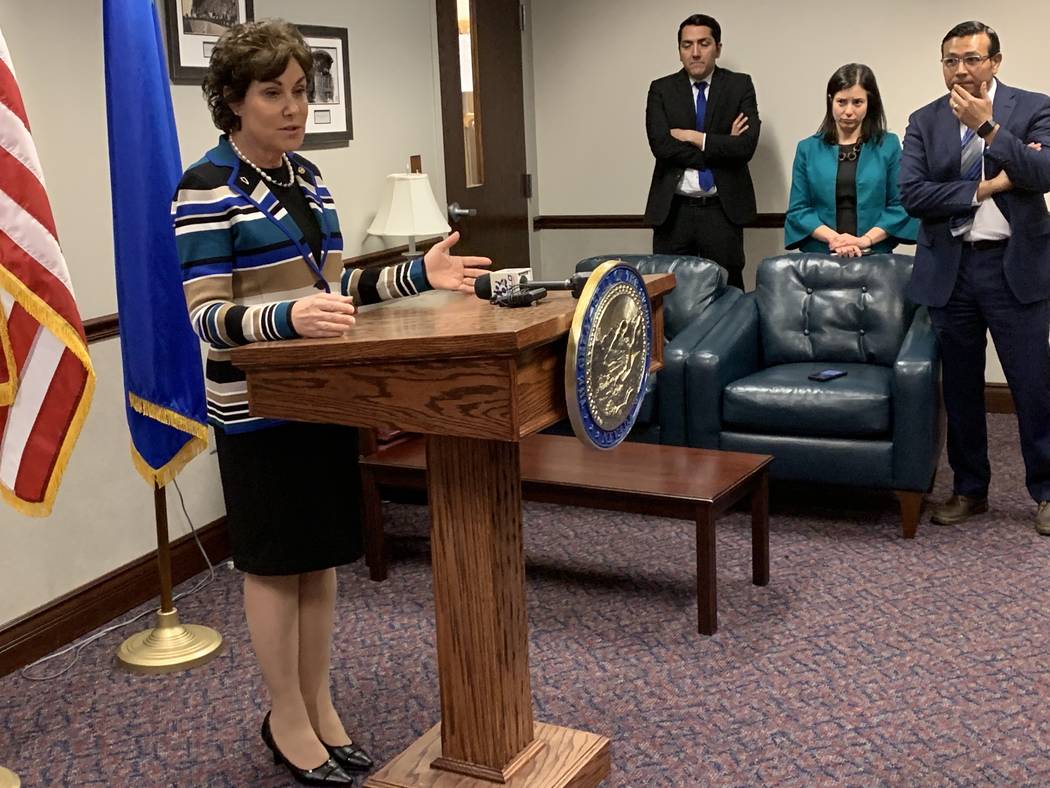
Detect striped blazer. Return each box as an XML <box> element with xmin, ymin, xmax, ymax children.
<box><xmin>173</xmin><ymin>136</ymin><xmax>431</xmax><ymax>433</ymax></box>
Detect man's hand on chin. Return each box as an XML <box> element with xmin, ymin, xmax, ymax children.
<box><xmin>950</xmin><ymin>82</ymin><xmax>993</xmax><ymax>130</ymax></box>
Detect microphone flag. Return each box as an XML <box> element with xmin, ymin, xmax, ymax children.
<box><xmin>474</xmin><ymin>268</ymin><xmax>533</xmax><ymax>300</ymax></box>
<box><xmin>102</xmin><ymin>0</ymin><xmax>207</xmax><ymax>485</ymax></box>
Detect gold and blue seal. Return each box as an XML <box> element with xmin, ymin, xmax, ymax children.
<box><xmin>565</xmin><ymin>261</ymin><xmax>653</xmax><ymax>450</ymax></box>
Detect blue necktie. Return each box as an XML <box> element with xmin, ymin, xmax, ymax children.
<box><xmin>694</xmin><ymin>82</ymin><xmax>715</xmax><ymax>192</ymax></box>
<box><xmin>949</xmin><ymin>127</ymin><xmax>983</xmax><ymax>236</ymax></box>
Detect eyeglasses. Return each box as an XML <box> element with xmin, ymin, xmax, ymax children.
<box><xmin>940</xmin><ymin>54</ymin><xmax>993</xmax><ymax>69</ymax></box>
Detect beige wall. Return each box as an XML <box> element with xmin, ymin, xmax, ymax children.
<box><xmin>525</xmin><ymin>0</ymin><xmax>1046</xmax><ymax>380</ymax></box>
<box><xmin>530</xmin><ymin>0</ymin><xmax>1047</xmax><ymax>215</ymax></box>
<box><xmin>0</xmin><ymin>0</ymin><xmax>444</xmax><ymax>625</ymax></box>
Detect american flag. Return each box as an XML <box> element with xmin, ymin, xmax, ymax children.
<box><xmin>0</xmin><ymin>27</ymin><xmax>95</xmax><ymax>516</ymax></box>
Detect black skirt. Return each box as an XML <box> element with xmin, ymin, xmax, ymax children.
<box><xmin>213</xmin><ymin>421</ymin><xmax>364</xmax><ymax>575</ymax></box>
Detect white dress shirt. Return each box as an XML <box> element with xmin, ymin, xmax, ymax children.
<box><xmin>963</xmin><ymin>78</ymin><xmax>1010</xmax><ymax>241</ymax></box>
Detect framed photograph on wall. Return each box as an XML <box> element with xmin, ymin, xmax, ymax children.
<box><xmin>295</xmin><ymin>24</ymin><xmax>353</xmax><ymax>148</ymax></box>
<box><xmin>164</xmin><ymin>0</ymin><xmax>254</xmax><ymax>85</ymax></box>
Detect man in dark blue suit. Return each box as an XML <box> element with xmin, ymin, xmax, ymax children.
<box><xmin>900</xmin><ymin>20</ymin><xmax>1050</xmax><ymax>533</ymax></box>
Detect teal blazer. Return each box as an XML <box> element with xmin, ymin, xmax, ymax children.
<box><xmin>785</xmin><ymin>132</ymin><xmax>917</xmax><ymax>253</ymax></box>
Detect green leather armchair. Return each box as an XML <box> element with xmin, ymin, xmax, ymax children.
<box><xmin>685</xmin><ymin>253</ymin><xmax>943</xmax><ymax>537</ymax></box>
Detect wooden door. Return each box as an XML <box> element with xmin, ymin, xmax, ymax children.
<box><xmin>436</xmin><ymin>0</ymin><xmax>530</xmax><ymax>270</ymax></box>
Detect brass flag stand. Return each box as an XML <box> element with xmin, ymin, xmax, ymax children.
<box><xmin>0</xmin><ymin>767</ymin><xmax>20</xmax><ymax>787</ymax></box>
<box><xmin>117</xmin><ymin>484</ymin><xmax>223</xmax><ymax>673</ymax></box>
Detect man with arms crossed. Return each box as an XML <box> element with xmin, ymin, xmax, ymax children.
<box><xmin>899</xmin><ymin>21</ymin><xmax>1050</xmax><ymax>533</ymax></box>
<box><xmin>644</xmin><ymin>14</ymin><xmax>760</xmax><ymax>291</ymax></box>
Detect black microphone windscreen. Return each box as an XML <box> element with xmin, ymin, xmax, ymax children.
<box><xmin>474</xmin><ymin>273</ymin><xmax>492</xmax><ymax>300</ymax></box>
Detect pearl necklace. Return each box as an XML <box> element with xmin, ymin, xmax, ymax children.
<box><xmin>228</xmin><ymin>136</ymin><xmax>295</xmax><ymax>187</ymax></box>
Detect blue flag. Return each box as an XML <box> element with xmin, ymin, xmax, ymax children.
<box><xmin>102</xmin><ymin>0</ymin><xmax>207</xmax><ymax>485</ymax></box>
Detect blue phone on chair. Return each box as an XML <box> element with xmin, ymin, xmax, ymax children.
<box><xmin>808</xmin><ymin>369</ymin><xmax>847</xmax><ymax>382</ymax></box>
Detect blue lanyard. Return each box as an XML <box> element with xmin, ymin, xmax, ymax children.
<box><xmin>230</xmin><ymin>173</ymin><xmax>331</xmax><ymax>292</ymax></box>
<box><xmin>303</xmin><ymin>187</ymin><xmax>332</xmax><ymax>265</ymax></box>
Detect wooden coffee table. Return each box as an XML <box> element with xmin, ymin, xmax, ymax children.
<box><xmin>361</xmin><ymin>434</ymin><xmax>772</xmax><ymax>635</ymax></box>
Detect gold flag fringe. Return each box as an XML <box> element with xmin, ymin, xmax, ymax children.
<box><xmin>128</xmin><ymin>392</ymin><xmax>208</xmax><ymax>487</ymax></box>
<box><xmin>0</xmin><ymin>295</ymin><xmax>17</xmax><ymax>407</ymax></box>
<box><xmin>0</xmin><ymin>266</ymin><xmax>96</xmax><ymax>517</ymax></box>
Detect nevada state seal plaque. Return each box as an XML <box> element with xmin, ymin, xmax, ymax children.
<box><xmin>565</xmin><ymin>261</ymin><xmax>653</xmax><ymax>450</ymax></box>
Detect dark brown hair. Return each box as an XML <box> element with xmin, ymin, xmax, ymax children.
<box><xmin>678</xmin><ymin>14</ymin><xmax>721</xmax><ymax>45</ymax></box>
<box><xmin>202</xmin><ymin>19</ymin><xmax>312</xmax><ymax>133</ymax></box>
<box><xmin>817</xmin><ymin>63</ymin><xmax>887</xmax><ymax>145</ymax></box>
<box><xmin>942</xmin><ymin>21</ymin><xmax>1000</xmax><ymax>57</ymax></box>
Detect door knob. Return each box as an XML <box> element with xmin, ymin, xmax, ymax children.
<box><xmin>448</xmin><ymin>202</ymin><xmax>478</xmax><ymax>220</ymax></box>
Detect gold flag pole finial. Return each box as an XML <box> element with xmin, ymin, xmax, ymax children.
<box><xmin>0</xmin><ymin>767</ymin><xmax>21</xmax><ymax>788</ymax></box>
<box><xmin>117</xmin><ymin>484</ymin><xmax>223</xmax><ymax>673</ymax></box>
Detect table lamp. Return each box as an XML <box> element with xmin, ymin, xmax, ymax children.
<box><xmin>367</xmin><ymin>172</ymin><xmax>451</xmax><ymax>257</ymax></box>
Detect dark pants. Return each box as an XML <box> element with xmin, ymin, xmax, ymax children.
<box><xmin>652</xmin><ymin>195</ymin><xmax>745</xmax><ymax>290</ymax></box>
<box><xmin>929</xmin><ymin>244</ymin><xmax>1050</xmax><ymax>503</ymax></box>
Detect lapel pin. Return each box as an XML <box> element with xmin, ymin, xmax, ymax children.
<box><xmin>297</xmin><ymin>166</ymin><xmax>306</xmax><ymax>175</ymax></box>
<box><xmin>239</xmin><ymin>176</ymin><xmax>249</xmax><ymax>185</ymax></box>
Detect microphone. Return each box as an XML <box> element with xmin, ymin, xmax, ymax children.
<box><xmin>494</xmin><ymin>285</ymin><xmax>547</xmax><ymax>307</ymax></box>
<box><xmin>473</xmin><ymin>274</ymin><xmax>547</xmax><ymax>306</ymax></box>
<box><xmin>522</xmin><ymin>272</ymin><xmax>590</xmax><ymax>298</ymax></box>
<box><xmin>474</xmin><ymin>270</ymin><xmax>589</xmax><ymax>300</ymax></box>
<box><xmin>474</xmin><ymin>273</ymin><xmax>495</xmax><ymax>300</ymax></box>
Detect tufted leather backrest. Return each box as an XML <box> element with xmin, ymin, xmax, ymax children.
<box><xmin>575</xmin><ymin>254</ymin><xmax>729</xmax><ymax>341</ymax></box>
<box><xmin>756</xmin><ymin>253</ymin><xmax>916</xmax><ymax>366</ymax></box>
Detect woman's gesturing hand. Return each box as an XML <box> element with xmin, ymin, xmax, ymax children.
<box><xmin>290</xmin><ymin>293</ymin><xmax>356</xmax><ymax>337</ymax></box>
<box><xmin>423</xmin><ymin>230</ymin><xmax>492</xmax><ymax>293</ymax></box>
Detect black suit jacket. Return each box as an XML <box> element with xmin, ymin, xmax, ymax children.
<box><xmin>644</xmin><ymin>66</ymin><xmax>760</xmax><ymax>227</ymax></box>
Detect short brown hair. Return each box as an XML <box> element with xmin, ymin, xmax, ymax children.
<box><xmin>678</xmin><ymin>14</ymin><xmax>721</xmax><ymax>45</ymax></box>
<box><xmin>202</xmin><ymin>19</ymin><xmax>312</xmax><ymax>133</ymax></box>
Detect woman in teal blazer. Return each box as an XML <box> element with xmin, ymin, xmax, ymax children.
<box><xmin>785</xmin><ymin>63</ymin><xmax>917</xmax><ymax>256</ymax></box>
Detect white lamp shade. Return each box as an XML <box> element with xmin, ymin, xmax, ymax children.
<box><xmin>367</xmin><ymin>173</ymin><xmax>451</xmax><ymax>237</ymax></box>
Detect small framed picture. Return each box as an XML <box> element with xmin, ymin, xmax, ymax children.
<box><xmin>295</xmin><ymin>24</ymin><xmax>354</xmax><ymax>148</ymax></box>
<box><xmin>164</xmin><ymin>0</ymin><xmax>255</xmax><ymax>84</ymax></box>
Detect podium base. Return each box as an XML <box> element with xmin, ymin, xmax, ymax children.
<box><xmin>365</xmin><ymin>722</ymin><xmax>609</xmax><ymax>788</ymax></box>
<box><xmin>117</xmin><ymin>608</ymin><xmax>223</xmax><ymax>674</ymax></box>
<box><xmin>0</xmin><ymin>767</ymin><xmax>20</xmax><ymax>788</ymax></box>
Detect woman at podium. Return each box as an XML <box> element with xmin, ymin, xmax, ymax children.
<box><xmin>171</xmin><ymin>19</ymin><xmax>490</xmax><ymax>787</ymax></box>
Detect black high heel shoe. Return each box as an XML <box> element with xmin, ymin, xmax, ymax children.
<box><xmin>261</xmin><ymin>712</ymin><xmax>355</xmax><ymax>786</ymax></box>
<box><xmin>322</xmin><ymin>738</ymin><xmax>374</xmax><ymax>773</ymax></box>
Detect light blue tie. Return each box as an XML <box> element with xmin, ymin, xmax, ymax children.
<box><xmin>949</xmin><ymin>127</ymin><xmax>983</xmax><ymax>236</ymax></box>
<box><xmin>694</xmin><ymin>82</ymin><xmax>715</xmax><ymax>192</ymax></box>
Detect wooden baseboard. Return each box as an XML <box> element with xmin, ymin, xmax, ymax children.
<box><xmin>985</xmin><ymin>382</ymin><xmax>1014</xmax><ymax>414</ymax></box>
<box><xmin>531</xmin><ymin>212</ymin><xmax>787</xmax><ymax>231</ymax></box>
<box><xmin>0</xmin><ymin>517</ymin><xmax>230</xmax><ymax>678</ymax></box>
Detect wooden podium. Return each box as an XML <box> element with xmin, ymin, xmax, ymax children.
<box><xmin>231</xmin><ymin>275</ymin><xmax>674</xmax><ymax>787</ymax></box>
